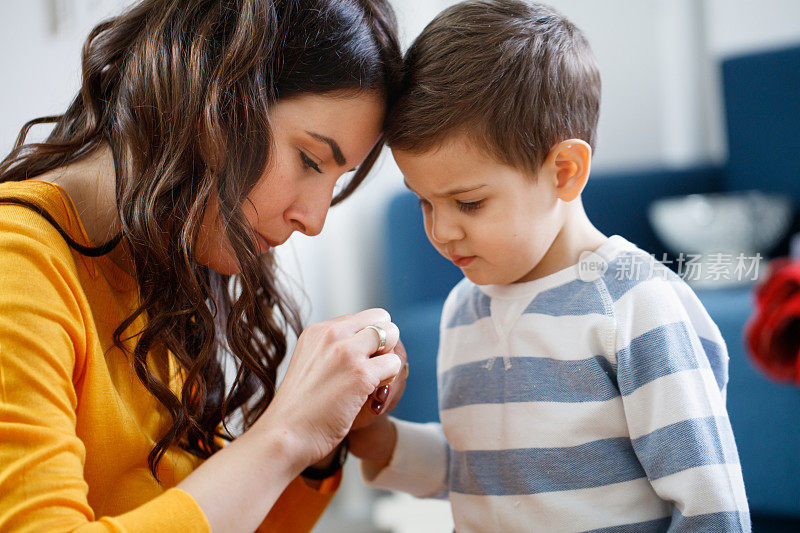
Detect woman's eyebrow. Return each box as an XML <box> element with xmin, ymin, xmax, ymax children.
<box><xmin>306</xmin><ymin>131</ymin><xmax>347</xmax><ymax>167</ymax></box>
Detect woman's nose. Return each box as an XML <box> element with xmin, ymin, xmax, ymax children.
<box><xmin>286</xmin><ymin>189</ymin><xmax>330</xmax><ymax>237</ymax></box>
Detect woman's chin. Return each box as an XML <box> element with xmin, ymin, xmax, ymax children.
<box><xmin>202</xmin><ymin>255</ymin><xmax>242</xmax><ymax>277</ymax></box>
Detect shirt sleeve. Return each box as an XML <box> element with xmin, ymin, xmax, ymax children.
<box><xmin>613</xmin><ymin>278</ymin><xmax>750</xmax><ymax>532</ymax></box>
<box><xmin>362</xmin><ymin>418</ymin><xmax>449</xmax><ymax>498</ymax></box>
<box><xmin>255</xmin><ymin>471</ymin><xmax>342</xmax><ymax>532</ymax></box>
<box><xmin>0</xmin><ymin>213</ymin><xmax>214</xmax><ymax>532</ymax></box>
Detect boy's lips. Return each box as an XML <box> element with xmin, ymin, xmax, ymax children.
<box><xmin>451</xmin><ymin>254</ymin><xmax>476</xmax><ymax>267</ymax></box>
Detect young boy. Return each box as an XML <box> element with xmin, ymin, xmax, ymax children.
<box><xmin>348</xmin><ymin>1</ymin><xmax>750</xmax><ymax>531</ymax></box>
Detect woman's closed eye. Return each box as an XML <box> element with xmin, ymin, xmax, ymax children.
<box><xmin>456</xmin><ymin>199</ymin><xmax>484</xmax><ymax>213</ymax></box>
<box><xmin>299</xmin><ymin>150</ymin><xmax>323</xmax><ymax>174</ymax></box>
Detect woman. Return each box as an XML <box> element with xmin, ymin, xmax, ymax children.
<box><xmin>0</xmin><ymin>1</ymin><xmax>406</xmax><ymax>531</ymax></box>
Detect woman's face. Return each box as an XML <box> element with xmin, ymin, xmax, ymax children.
<box><xmin>196</xmin><ymin>91</ymin><xmax>385</xmax><ymax>275</ymax></box>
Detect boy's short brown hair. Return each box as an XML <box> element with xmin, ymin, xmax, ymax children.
<box><xmin>387</xmin><ymin>0</ymin><xmax>601</xmax><ymax>174</ymax></box>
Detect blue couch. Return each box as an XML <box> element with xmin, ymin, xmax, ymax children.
<box><xmin>381</xmin><ymin>44</ymin><xmax>800</xmax><ymax>525</ymax></box>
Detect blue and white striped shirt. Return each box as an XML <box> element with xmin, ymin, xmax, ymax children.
<box><xmin>366</xmin><ymin>236</ymin><xmax>750</xmax><ymax>532</ymax></box>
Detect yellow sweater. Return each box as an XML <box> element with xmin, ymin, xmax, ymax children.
<box><xmin>0</xmin><ymin>180</ymin><xmax>339</xmax><ymax>532</ymax></box>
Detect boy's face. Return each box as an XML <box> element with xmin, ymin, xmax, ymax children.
<box><xmin>394</xmin><ymin>134</ymin><xmax>563</xmax><ymax>285</ymax></box>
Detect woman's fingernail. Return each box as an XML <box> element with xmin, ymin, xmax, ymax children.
<box><xmin>370</xmin><ymin>398</ymin><xmax>385</xmax><ymax>415</ymax></box>
<box><xmin>374</xmin><ymin>385</ymin><xmax>390</xmax><ymax>403</ymax></box>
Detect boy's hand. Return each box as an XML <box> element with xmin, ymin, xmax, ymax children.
<box><xmin>347</xmin><ymin>340</ymin><xmax>408</xmax><ymax>471</ymax></box>
<box><xmin>348</xmin><ymin>415</ymin><xmax>397</xmax><ymax>471</ymax></box>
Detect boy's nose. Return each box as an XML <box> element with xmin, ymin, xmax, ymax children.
<box><xmin>429</xmin><ymin>211</ymin><xmax>463</xmax><ymax>244</ymax></box>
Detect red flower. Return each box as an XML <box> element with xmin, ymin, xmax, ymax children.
<box><xmin>745</xmin><ymin>258</ymin><xmax>800</xmax><ymax>384</ymax></box>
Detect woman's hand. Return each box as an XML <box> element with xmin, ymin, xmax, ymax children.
<box><xmin>254</xmin><ymin>308</ymin><xmax>402</xmax><ymax>470</ymax></box>
<box><xmin>301</xmin><ymin>339</ymin><xmax>407</xmax><ymax>482</ymax></box>
<box><xmin>352</xmin><ymin>339</ymin><xmax>408</xmax><ymax>429</ymax></box>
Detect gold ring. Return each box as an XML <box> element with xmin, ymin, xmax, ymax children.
<box><xmin>364</xmin><ymin>325</ymin><xmax>387</xmax><ymax>351</ymax></box>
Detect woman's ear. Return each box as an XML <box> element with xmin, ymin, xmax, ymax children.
<box><xmin>546</xmin><ymin>139</ymin><xmax>592</xmax><ymax>202</ymax></box>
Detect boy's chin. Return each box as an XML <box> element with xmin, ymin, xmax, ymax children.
<box><xmin>462</xmin><ymin>267</ymin><xmax>537</xmax><ymax>286</ymax></box>
<box><xmin>461</xmin><ymin>268</ymin><xmax>502</xmax><ymax>286</ymax></box>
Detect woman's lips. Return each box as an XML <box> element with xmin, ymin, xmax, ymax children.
<box><xmin>256</xmin><ymin>233</ymin><xmax>279</xmax><ymax>253</ymax></box>
<box><xmin>452</xmin><ymin>255</ymin><xmax>476</xmax><ymax>267</ymax></box>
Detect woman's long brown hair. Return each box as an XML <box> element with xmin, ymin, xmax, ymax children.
<box><xmin>0</xmin><ymin>0</ymin><xmax>401</xmax><ymax>480</ymax></box>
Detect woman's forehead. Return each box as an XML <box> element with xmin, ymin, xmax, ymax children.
<box><xmin>273</xmin><ymin>91</ymin><xmax>385</xmax><ymax>164</ymax></box>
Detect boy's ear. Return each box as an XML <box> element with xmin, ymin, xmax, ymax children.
<box><xmin>545</xmin><ymin>139</ymin><xmax>592</xmax><ymax>202</ymax></box>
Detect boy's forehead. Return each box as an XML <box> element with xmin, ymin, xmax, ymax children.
<box><xmin>393</xmin><ymin>132</ymin><xmax>488</xmax><ymax>172</ymax></box>
<box><xmin>393</xmin><ymin>132</ymin><xmax>513</xmax><ymax>191</ymax></box>
<box><xmin>394</xmin><ymin>145</ymin><xmax>476</xmax><ymax>190</ymax></box>
<box><xmin>394</xmin><ymin>148</ymin><xmax>504</xmax><ymax>200</ymax></box>
<box><xmin>395</xmin><ymin>131</ymin><xmax>483</xmax><ymax>158</ymax></box>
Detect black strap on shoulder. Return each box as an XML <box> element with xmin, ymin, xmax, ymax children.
<box><xmin>0</xmin><ymin>195</ymin><xmax>122</xmax><ymax>257</ymax></box>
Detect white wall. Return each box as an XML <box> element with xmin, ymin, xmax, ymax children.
<box><xmin>0</xmin><ymin>0</ymin><xmax>127</xmax><ymax>151</ymax></box>
<box><xmin>706</xmin><ymin>0</ymin><xmax>800</xmax><ymax>55</ymax></box>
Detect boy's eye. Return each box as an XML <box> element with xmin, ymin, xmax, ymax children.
<box><xmin>456</xmin><ymin>199</ymin><xmax>484</xmax><ymax>213</ymax></box>
<box><xmin>299</xmin><ymin>151</ymin><xmax>323</xmax><ymax>174</ymax></box>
